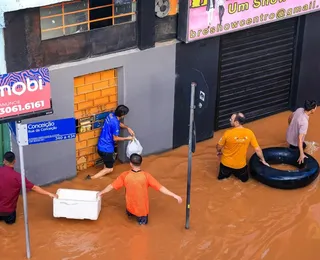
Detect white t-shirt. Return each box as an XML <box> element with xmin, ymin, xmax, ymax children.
<box><xmin>286</xmin><ymin>108</ymin><xmax>309</xmax><ymax>146</ymax></box>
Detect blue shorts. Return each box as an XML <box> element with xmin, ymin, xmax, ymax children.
<box><xmin>126</xmin><ymin>209</ymin><xmax>148</xmax><ymax>225</ymax></box>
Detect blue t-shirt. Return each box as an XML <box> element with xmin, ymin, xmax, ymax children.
<box><xmin>97</xmin><ymin>113</ymin><xmax>120</xmax><ymax>153</ymax></box>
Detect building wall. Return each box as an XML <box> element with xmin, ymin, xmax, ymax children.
<box><xmin>2</xmin><ymin>2</ymin><xmax>178</xmax><ymax>70</ymax></box>
<box><xmin>295</xmin><ymin>12</ymin><xmax>320</xmax><ymax>107</ymax></box>
<box><xmin>1</xmin><ymin>0</ymin><xmax>178</xmax><ymax>184</ymax></box>
<box><xmin>12</xmin><ymin>43</ymin><xmax>176</xmax><ymax>185</ymax></box>
<box><xmin>4</xmin><ymin>8</ymin><xmax>137</xmax><ymax>71</ymax></box>
<box><xmin>173</xmin><ymin>37</ymin><xmax>220</xmax><ymax>149</ymax></box>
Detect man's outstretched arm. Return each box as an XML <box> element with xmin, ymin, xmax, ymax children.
<box><xmin>97</xmin><ymin>173</ymin><xmax>125</xmax><ymax>197</ymax></box>
<box><xmin>254</xmin><ymin>147</ymin><xmax>269</xmax><ymax>166</ymax></box>
<box><xmin>251</xmin><ymin>134</ymin><xmax>269</xmax><ymax>167</ymax></box>
<box><xmin>159</xmin><ymin>186</ymin><xmax>182</xmax><ymax>203</ymax></box>
<box><xmin>97</xmin><ymin>184</ymin><xmax>114</xmax><ymax>197</ymax></box>
<box><xmin>120</xmin><ymin>122</ymin><xmax>135</xmax><ymax>136</ymax></box>
<box><xmin>146</xmin><ymin>172</ymin><xmax>182</xmax><ymax>203</ymax></box>
<box><xmin>32</xmin><ymin>186</ymin><xmax>57</xmax><ymax>198</ymax></box>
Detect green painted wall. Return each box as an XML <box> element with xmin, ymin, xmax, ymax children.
<box><xmin>0</xmin><ymin>124</ymin><xmax>11</xmax><ymax>165</ymax></box>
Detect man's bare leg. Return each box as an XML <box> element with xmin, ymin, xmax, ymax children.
<box><xmin>85</xmin><ymin>166</ymin><xmax>113</xmax><ymax>180</ymax></box>
<box><xmin>91</xmin><ymin>167</ymin><xmax>113</xmax><ymax>179</ymax></box>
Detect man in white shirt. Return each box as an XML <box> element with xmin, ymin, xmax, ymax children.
<box><xmin>286</xmin><ymin>100</ymin><xmax>317</xmax><ymax>164</ymax></box>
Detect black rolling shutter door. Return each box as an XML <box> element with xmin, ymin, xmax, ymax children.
<box><xmin>216</xmin><ymin>18</ymin><xmax>298</xmax><ymax>130</ymax></box>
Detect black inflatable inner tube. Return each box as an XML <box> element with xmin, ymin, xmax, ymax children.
<box><xmin>249</xmin><ymin>147</ymin><xmax>319</xmax><ymax>189</ymax></box>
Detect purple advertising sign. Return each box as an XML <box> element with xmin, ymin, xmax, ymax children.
<box><xmin>178</xmin><ymin>0</ymin><xmax>320</xmax><ymax>43</ymax></box>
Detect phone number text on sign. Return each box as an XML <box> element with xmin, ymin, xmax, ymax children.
<box><xmin>0</xmin><ymin>101</ymin><xmax>45</xmax><ymax>116</ymax></box>
<box><xmin>0</xmin><ymin>67</ymin><xmax>52</xmax><ymax>122</ymax></box>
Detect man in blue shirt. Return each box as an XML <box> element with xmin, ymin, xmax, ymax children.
<box><xmin>86</xmin><ymin>105</ymin><xmax>134</xmax><ymax>180</ymax></box>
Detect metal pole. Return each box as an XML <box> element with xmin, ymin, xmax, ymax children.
<box><xmin>17</xmin><ymin>122</ymin><xmax>31</xmax><ymax>259</ymax></box>
<box><xmin>185</xmin><ymin>82</ymin><xmax>196</xmax><ymax>229</ymax></box>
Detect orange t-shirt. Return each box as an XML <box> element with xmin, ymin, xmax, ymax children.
<box><xmin>112</xmin><ymin>170</ymin><xmax>162</xmax><ymax>217</ymax></box>
<box><xmin>218</xmin><ymin>127</ymin><xmax>259</xmax><ymax>169</ymax></box>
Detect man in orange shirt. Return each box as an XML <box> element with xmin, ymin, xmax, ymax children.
<box><xmin>216</xmin><ymin>113</ymin><xmax>269</xmax><ymax>182</ymax></box>
<box><xmin>97</xmin><ymin>153</ymin><xmax>182</xmax><ymax>225</ymax></box>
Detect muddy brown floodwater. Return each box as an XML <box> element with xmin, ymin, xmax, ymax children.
<box><xmin>1</xmin><ymin>111</ymin><xmax>320</xmax><ymax>260</ymax></box>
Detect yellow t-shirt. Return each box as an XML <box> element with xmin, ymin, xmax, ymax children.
<box><xmin>218</xmin><ymin>127</ymin><xmax>259</xmax><ymax>169</ymax></box>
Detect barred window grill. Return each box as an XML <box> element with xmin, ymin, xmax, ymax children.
<box><xmin>40</xmin><ymin>0</ymin><xmax>137</xmax><ymax>40</ymax></box>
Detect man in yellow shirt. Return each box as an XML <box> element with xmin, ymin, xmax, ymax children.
<box><xmin>216</xmin><ymin>113</ymin><xmax>269</xmax><ymax>182</ymax></box>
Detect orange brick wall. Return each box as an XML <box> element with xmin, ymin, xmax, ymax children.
<box><xmin>74</xmin><ymin>69</ymin><xmax>118</xmax><ymax>171</ymax></box>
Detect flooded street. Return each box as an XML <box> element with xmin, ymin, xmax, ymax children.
<box><xmin>1</xmin><ymin>111</ymin><xmax>320</xmax><ymax>260</ymax></box>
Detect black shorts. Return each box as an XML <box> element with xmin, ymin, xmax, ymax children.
<box><xmin>98</xmin><ymin>150</ymin><xmax>116</xmax><ymax>169</ymax></box>
<box><xmin>0</xmin><ymin>211</ymin><xmax>16</xmax><ymax>225</ymax></box>
<box><xmin>218</xmin><ymin>163</ymin><xmax>249</xmax><ymax>182</ymax></box>
<box><xmin>289</xmin><ymin>142</ymin><xmax>307</xmax><ymax>150</ymax></box>
<box><xmin>126</xmin><ymin>209</ymin><xmax>148</xmax><ymax>225</ymax></box>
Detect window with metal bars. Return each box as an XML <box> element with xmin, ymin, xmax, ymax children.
<box><xmin>40</xmin><ymin>0</ymin><xmax>137</xmax><ymax>40</ymax></box>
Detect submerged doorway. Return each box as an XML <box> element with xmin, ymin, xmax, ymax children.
<box><xmin>74</xmin><ymin>69</ymin><xmax>118</xmax><ymax>171</ymax></box>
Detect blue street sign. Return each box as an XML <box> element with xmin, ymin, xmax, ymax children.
<box><xmin>25</xmin><ymin>118</ymin><xmax>76</xmax><ymax>145</ymax></box>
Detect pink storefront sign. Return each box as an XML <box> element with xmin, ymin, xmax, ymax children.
<box><xmin>0</xmin><ymin>68</ymin><xmax>53</xmax><ymax>123</ymax></box>
<box><xmin>178</xmin><ymin>0</ymin><xmax>320</xmax><ymax>43</ymax></box>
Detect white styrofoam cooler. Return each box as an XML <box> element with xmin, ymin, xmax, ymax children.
<box><xmin>53</xmin><ymin>188</ymin><xmax>101</xmax><ymax>220</ymax></box>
